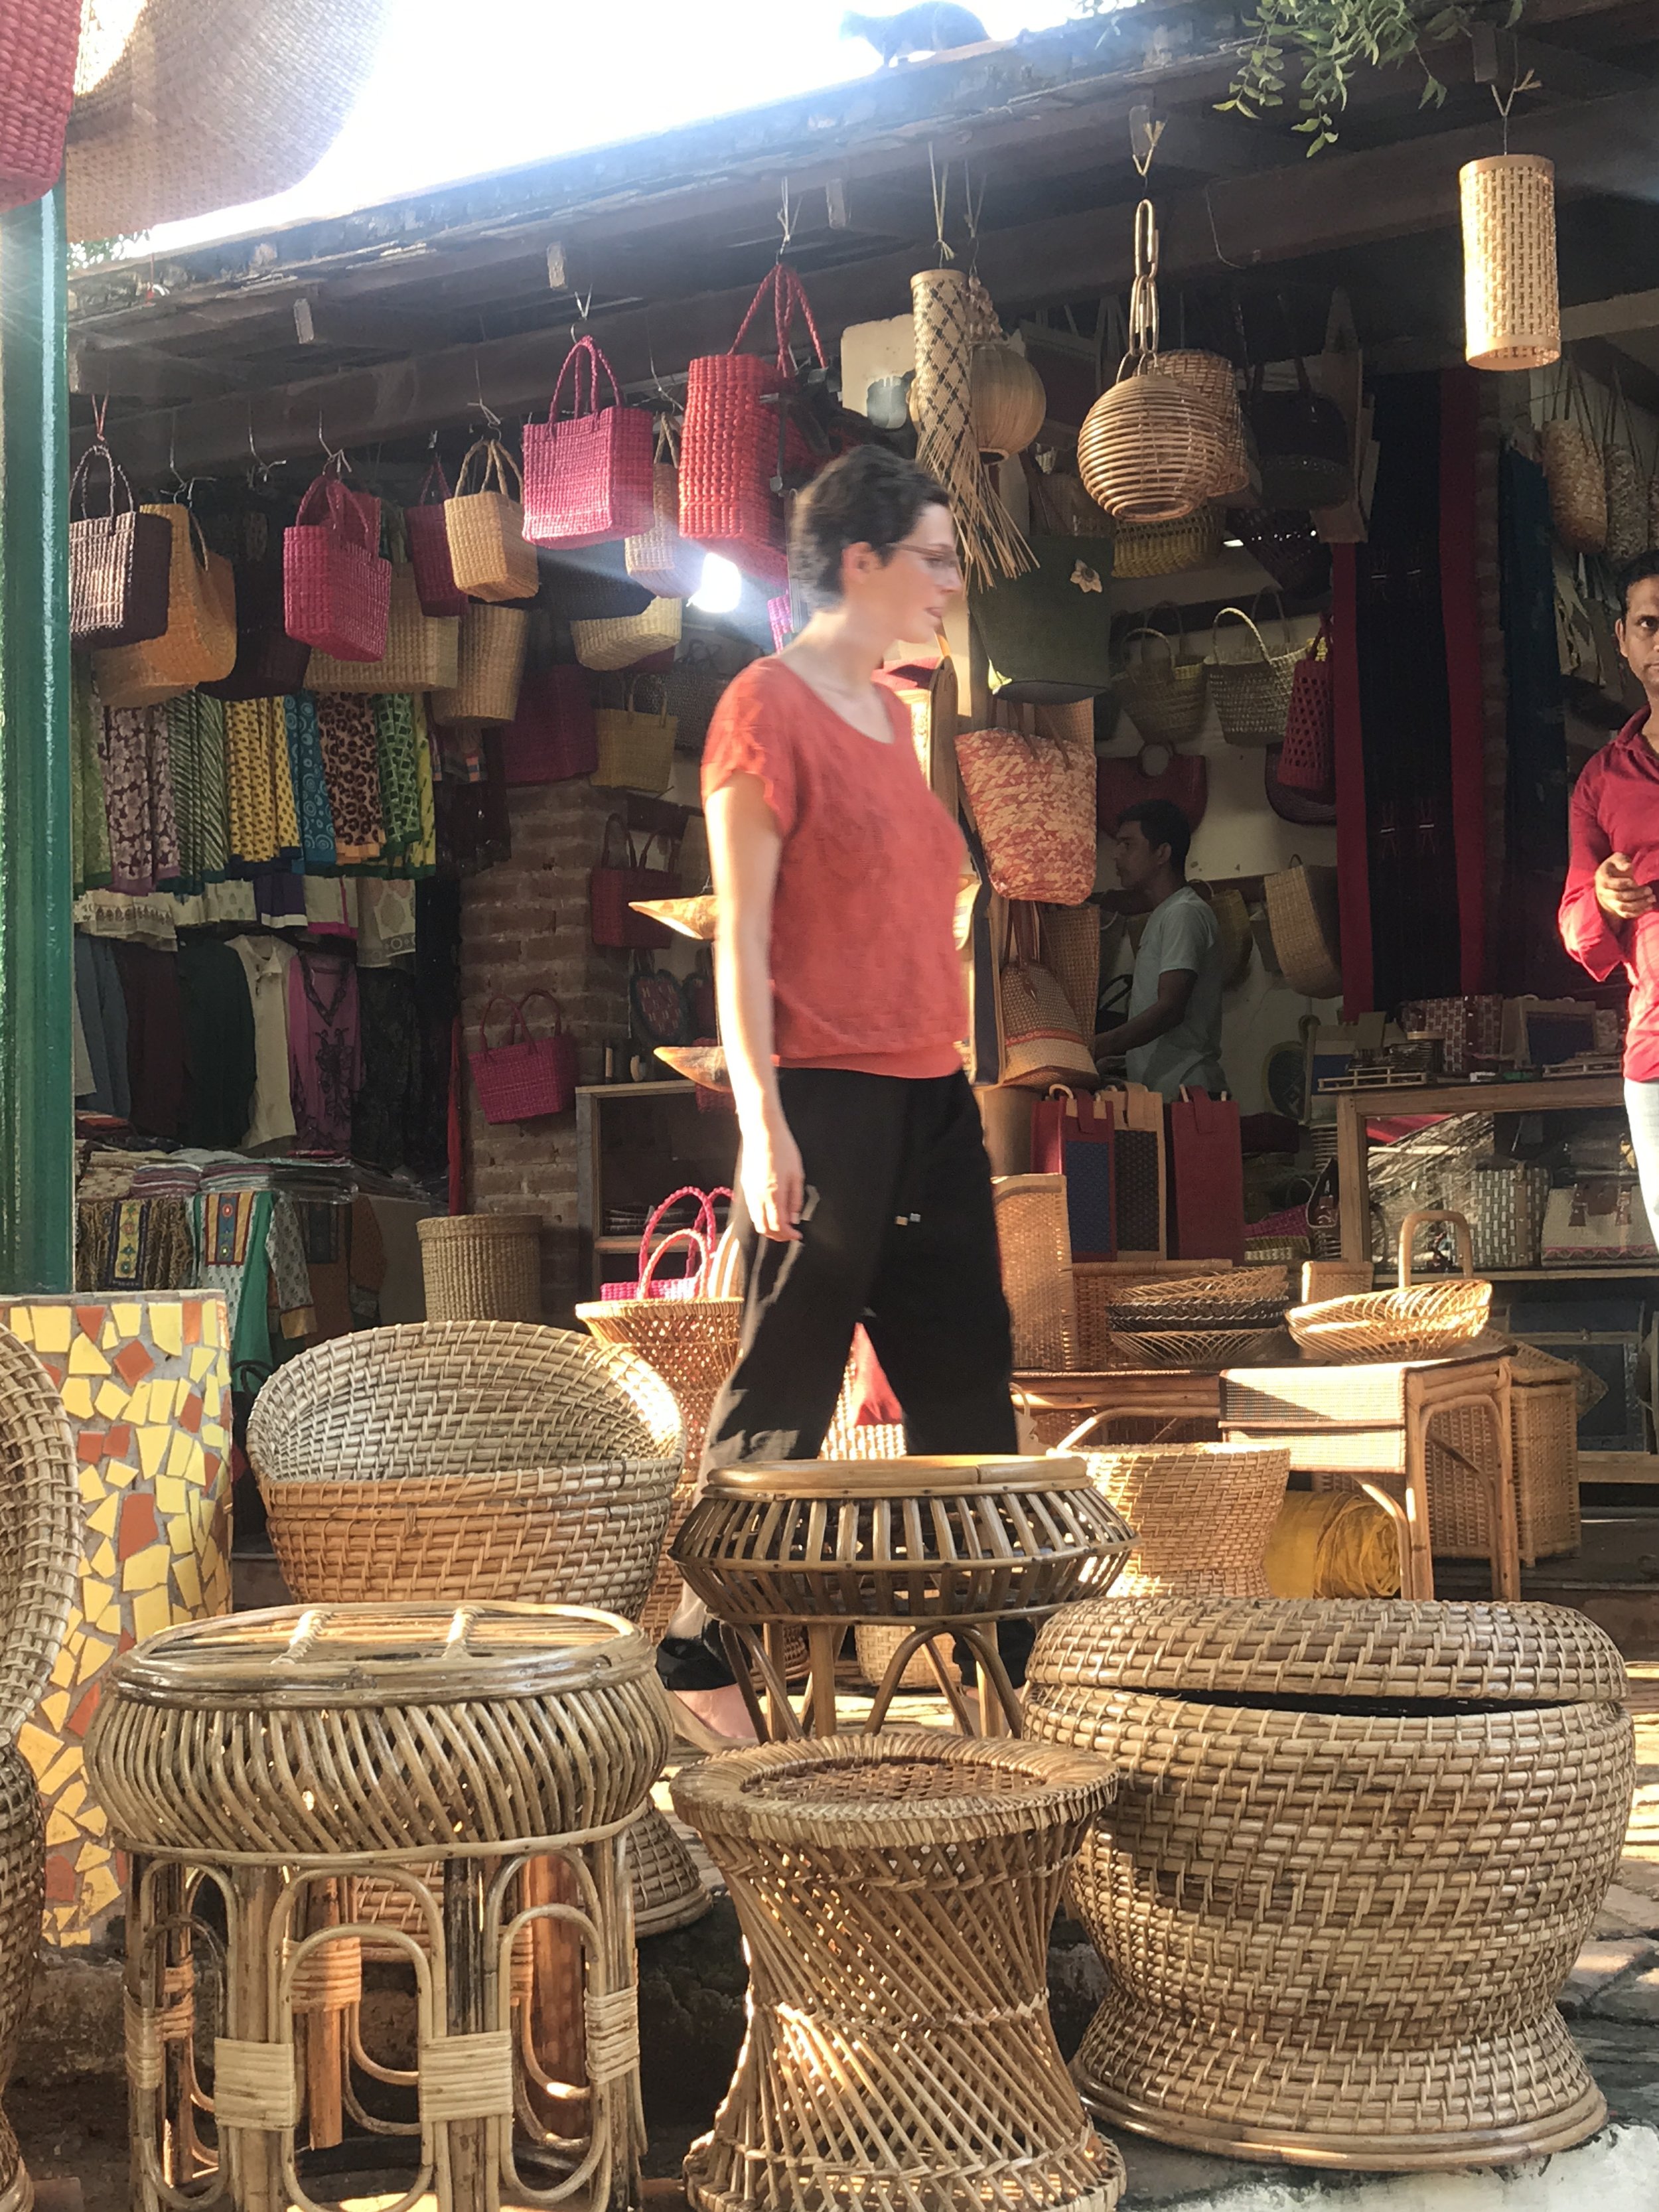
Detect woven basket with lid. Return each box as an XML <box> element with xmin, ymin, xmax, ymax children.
<box><xmin>1025</xmin><ymin>1595</ymin><xmax>1632</xmax><ymax>2170</ymax></box>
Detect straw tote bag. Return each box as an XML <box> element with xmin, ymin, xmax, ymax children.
<box><xmin>405</xmin><ymin>459</ymin><xmax>468</xmax><ymax>616</ymax></box>
<box><xmin>498</xmin><ymin>665</ymin><xmax>598</xmax><ymax>784</ymax></box>
<box><xmin>571</xmin><ymin>596</ymin><xmax>684</xmax><ymax>672</ymax></box>
<box><xmin>626</xmin><ymin>419</ymin><xmax>705</xmax><ymax>597</ymax></box>
<box><xmin>593</xmin><ymin>674</ymin><xmax>677</xmax><ymax>792</ymax></box>
<box><xmin>308</xmin><ymin>565</ymin><xmax>460</xmax><ymax>692</ymax></box>
<box><xmin>957</xmin><ymin>722</ymin><xmax>1096</xmax><ymax>905</ymax></box>
<box><xmin>1265</xmin><ymin>857</ymin><xmax>1343</xmax><ymax>999</ymax></box>
<box><xmin>431</xmin><ymin>603</ymin><xmax>529</xmax><ymax>725</ymax></box>
<box><xmin>1207</xmin><ymin>603</ymin><xmax>1300</xmax><ymax>748</ymax></box>
<box><xmin>1113</xmin><ymin>619</ymin><xmax>1208</xmax><ymax>747</ymax></box>
<box><xmin>591</xmin><ymin>814</ymin><xmax>676</xmax><ymax>948</ymax></box>
<box><xmin>94</xmin><ymin>505</ymin><xmax>237</xmax><ymax>705</ymax></box>
<box><xmin>680</xmin><ymin>262</ymin><xmax>828</xmax><ymax>586</ymax></box>
<box><xmin>469</xmin><ymin>992</ymin><xmax>577</xmax><ymax>1123</ymax></box>
<box><xmin>69</xmin><ymin>443</ymin><xmax>172</xmax><ymax>650</ymax></box>
<box><xmin>284</xmin><ymin>470</ymin><xmax>390</xmax><ymax>660</ymax></box>
<box><xmin>523</xmin><ymin>336</ymin><xmax>656</xmax><ymax>550</ymax></box>
<box><xmin>1112</xmin><ymin>508</ymin><xmax>1220</xmax><ymax>579</ymax></box>
<box><xmin>1540</xmin><ymin>371</ymin><xmax>1606</xmax><ymax>555</ymax></box>
<box><xmin>997</xmin><ymin>904</ymin><xmax>1099</xmax><ymax>1090</ymax></box>
<box><xmin>445</xmin><ymin>439</ymin><xmax>540</xmax><ymax>602</ymax></box>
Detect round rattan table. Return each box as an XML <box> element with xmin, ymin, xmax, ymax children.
<box><xmin>672</xmin><ymin>1732</ymin><xmax>1125</xmax><ymax>2212</ymax></box>
<box><xmin>673</xmin><ymin>1455</ymin><xmax>1133</xmax><ymax>1739</ymax></box>
<box><xmin>86</xmin><ymin>1603</ymin><xmax>665</xmax><ymax>2212</ymax></box>
<box><xmin>1025</xmin><ymin>1595</ymin><xmax>1634</xmax><ymax>2170</ymax></box>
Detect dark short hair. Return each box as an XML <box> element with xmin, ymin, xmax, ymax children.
<box><xmin>1114</xmin><ymin>798</ymin><xmax>1192</xmax><ymax>871</ymax></box>
<box><xmin>1621</xmin><ymin>552</ymin><xmax>1659</xmax><ymax>613</ymax></box>
<box><xmin>788</xmin><ymin>444</ymin><xmax>952</xmax><ymax>611</ymax></box>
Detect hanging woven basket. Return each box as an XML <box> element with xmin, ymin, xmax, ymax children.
<box><xmin>1159</xmin><ymin>349</ymin><xmax>1250</xmax><ymax>498</ymax></box>
<box><xmin>1080</xmin><ymin>360</ymin><xmax>1226</xmax><ymax>524</ymax></box>
<box><xmin>1459</xmin><ymin>155</ymin><xmax>1561</xmax><ymax>374</ymax></box>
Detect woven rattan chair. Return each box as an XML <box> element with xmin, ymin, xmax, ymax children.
<box><xmin>1026</xmin><ymin>1595</ymin><xmax>1633</xmax><ymax>2171</ymax></box>
<box><xmin>0</xmin><ymin>1326</ymin><xmax>78</xmax><ymax>2212</ymax></box>
<box><xmin>88</xmin><ymin>1603</ymin><xmax>663</xmax><ymax>2212</ymax></box>
<box><xmin>672</xmin><ymin>1732</ymin><xmax>1125</xmax><ymax>2212</ymax></box>
<box><xmin>247</xmin><ymin>1323</ymin><xmax>707</xmax><ymax>1936</ymax></box>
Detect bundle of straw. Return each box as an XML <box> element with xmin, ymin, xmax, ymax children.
<box><xmin>911</xmin><ymin>267</ymin><xmax>1031</xmax><ymax>591</ymax></box>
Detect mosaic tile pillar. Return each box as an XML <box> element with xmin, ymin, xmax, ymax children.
<box><xmin>0</xmin><ymin>1295</ymin><xmax>232</xmax><ymax>1944</ymax></box>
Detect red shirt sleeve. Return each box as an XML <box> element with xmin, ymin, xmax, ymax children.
<box><xmin>701</xmin><ymin>663</ymin><xmax>798</xmax><ymax>838</ymax></box>
<box><xmin>1559</xmin><ymin>761</ymin><xmax>1629</xmax><ymax>983</ymax></box>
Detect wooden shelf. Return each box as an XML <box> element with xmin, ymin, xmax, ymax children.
<box><xmin>1488</xmin><ymin>1266</ymin><xmax>1659</xmax><ymax>1281</ymax></box>
<box><xmin>1579</xmin><ymin>1451</ymin><xmax>1659</xmax><ymax>1485</ymax></box>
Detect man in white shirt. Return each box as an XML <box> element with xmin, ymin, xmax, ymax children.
<box><xmin>1094</xmin><ymin>798</ymin><xmax>1226</xmax><ymax>1100</ymax></box>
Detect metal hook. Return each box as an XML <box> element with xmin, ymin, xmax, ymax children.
<box><xmin>246</xmin><ymin>411</ymin><xmax>277</xmax><ymax>487</ymax></box>
<box><xmin>644</xmin><ymin>314</ymin><xmax>676</xmax><ymax>407</ymax></box>
<box><xmin>90</xmin><ymin>394</ymin><xmax>109</xmax><ymax>445</ymax></box>
<box><xmin>472</xmin><ymin>358</ymin><xmax>502</xmax><ymax>433</ymax></box>
<box><xmin>569</xmin><ymin>285</ymin><xmax>595</xmax><ymax>346</ymax></box>
<box><xmin>777</xmin><ymin>176</ymin><xmax>796</xmax><ymax>261</ymax></box>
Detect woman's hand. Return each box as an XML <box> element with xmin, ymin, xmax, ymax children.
<box><xmin>741</xmin><ymin>1112</ymin><xmax>805</xmax><ymax>1243</ymax></box>
<box><xmin>1595</xmin><ymin>851</ymin><xmax>1656</xmax><ymax>922</ymax></box>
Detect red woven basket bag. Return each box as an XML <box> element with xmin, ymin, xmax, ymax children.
<box><xmin>498</xmin><ymin>666</ymin><xmax>598</xmax><ymax>784</ymax></box>
<box><xmin>589</xmin><ymin>815</ymin><xmax>676</xmax><ymax>948</ymax></box>
<box><xmin>680</xmin><ymin>263</ymin><xmax>828</xmax><ymax>587</ymax></box>
<box><xmin>522</xmin><ymin>337</ymin><xmax>657</xmax><ymax>549</ymax></box>
<box><xmin>468</xmin><ymin>991</ymin><xmax>577</xmax><ymax>1123</ymax></box>
<box><xmin>284</xmin><ymin>470</ymin><xmax>391</xmax><ymax>660</ymax></box>
<box><xmin>0</xmin><ymin>0</ymin><xmax>80</xmax><ymax>212</ymax></box>
<box><xmin>406</xmin><ymin>461</ymin><xmax>469</xmax><ymax>617</ymax></box>
<box><xmin>1277</xmin><ymin>619</ymin><xmax>1335</xmax><ymax>797</ymax></box>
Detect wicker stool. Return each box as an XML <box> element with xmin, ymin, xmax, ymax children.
<box><xmin>1025</xmin><ymin>1596</ymin><xmax>1634</xmax><ymax>2170</ymax></box>
<box><xmin>1054</xmin><ymin>1429</ymin><xmax>1291</xmax><ymax>1596</ymax></box>
<box><xmin>248</xmin><ymin>1324</ymin><xmax>707</xmax><ymax>1937</ymax></box>
<box><xmin>87</xmin><ymin>1603</ymin><xmax>663</xmax><ymax>2212</ymax></box>
<box><xmin>418</xmin><ymin>1212</ymin><xmax>543</xmax><ymax>1321</ymax></box>
<box><xmin>673</xmin><ymin>1456</ymin><xmax>1132</xmax><ymax>1740</ymax></box>
<box><xmin>672</xmin><ymin>1732</ymin><xmax>1125</xmax><ymax>2212</ymax></box>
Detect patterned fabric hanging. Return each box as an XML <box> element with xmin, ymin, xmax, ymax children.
<box><xmin>164</xmin><ymin>690</ymin><xmax>231</xmax><ymax>892</ymax></box>
<box><xmin>409</xmin><ymin>694</ymin><xmax>438</xmax><ymax>875</ymax></box>
<box><xmin>313</xmin><ymin>692</ymin><xmax>385</xmax><ymax>865</ymax></box>
<box><xmin>224</xmin><ymin>697</ymin><xmax>300</xmax><ymax>867</ymax></box>
<box><xmin>283</xmin><ymin>692</ymin><xmax>337</xmax><ymax>869</ymax></box>
<box><xmin>98</xmin><ymin>700</ymin><xmax>180</xmax><ymax>895</ymax></box>
<box><xmin>70</xmin><ymin>660</ymin><xmax>112</xmax><ymax>895</ymax></box>
<box><xmin>371</xmin><ymin>692</ymin><xmax>423</xmax><ymax>867</ymax></box>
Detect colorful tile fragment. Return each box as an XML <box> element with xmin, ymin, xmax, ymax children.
<box><xmin>0</xmin><ymin>1295</ymin><xmax>232</xmax><ymax>1946</ymax></box>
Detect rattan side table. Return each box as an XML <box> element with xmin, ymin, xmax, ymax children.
<box><xmin>86</xmin><ymin>1603</ymin><xmax>664</xmax><ymax>2212</ymax></box>
<box><xmin>1025</xmin><ymin>1596</ymin><xmax>1633</xmax><ymax>2170</ymax></box>
<box><xmin>672</xmin><ymin>1732</ymin><xmax>1125</xmax><ymax>2212</ymax></box>
<box><xmin>672</xmin><ymin>1456</ymin><xmax>1132</xmax><ymax>1739</ymax></box>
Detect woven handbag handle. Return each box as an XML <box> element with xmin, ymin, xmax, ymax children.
<box><xmin>654</xmin><ymin>413</ymin><xmax>681</xmax><ymax>465</ymax></box>
<box><xmin>706</xmin><ymin>1222</ymin><xmax>745</xmax><ymax>1298</ymax></box>
<box><xmin>455</xmin><ymin>437</ymin><xmax>523</xmax><ymax>501</ymax></box>
<box><xmin>597</xmin><ymin>812</ymin><xmax>639</xmax><ymax>870</ymax></box>
<box><xmin>637</xmin><ymin>1186</ymin><xmax>711</xmax><ymax>1276</ymax></box>
<box><xmin>70</xmin><ymin>443</ymin><xmax>133</xmax><ymax>524</ymax></box>
<box><xmin>295</xmin><ymin>473</ymin><xmax>377</xmax><ymax>553</ymax></box>
<box><xmin>624</xmin><ymin>672</ymin><xmax>670</xmax><ymax>721</ymax></box>
<box><xmin>549</xmin><ymin>335</ymin><xmax>624</xmax><ymax>421</ymax></box>
<box><xmin>415</xmin><ymin>458</ymin><xmax>452</xmax><ymax>506</ymax></box>
<box><xmin>1397</xmin><ymin>1208</ymin><xmax>1474</xmax><ymax>1288</ymax></box>
<box><xmin>475</xmin><ymin>994</ymin><xmax>529</xmax><ymax>1055</ymax></box>
<box><xmin>516</xmin><ymin>986</ymin><xmax>567</xmax><ymax>1037</ymax></box>
<box><xmin>731</xmin><ymin>263</ymin><xmax>827</xmax><ymax>371</ymax></box>
<box><xmin>1248</xmin><ymin>586</ymin><xmax>1293</xmax><ymax>651</ymax></box>
<box><xmin>1209</xmin><ymin>607</ymin><xmax>1274</xmax><ymax>668</ymax></box>
<box><xmin>637</xmin><ymin>1226</ymin><xmax>710</xmax><ymax>1297</ymax></box>
<box><xmin>1119</xmin><ymin>626</ymin><xmax>1177</xmax><ymax>671</ymax></box>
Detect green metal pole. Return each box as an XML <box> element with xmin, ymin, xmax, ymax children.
<box><xmin>0</xmin><ymin>186</ymin><xmax>72</xmax><ymax>1292</ymax></box>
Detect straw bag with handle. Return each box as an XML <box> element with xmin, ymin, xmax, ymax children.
<box><xmin>309</xmin><ymin>514</ymin><xmax>459</xmax><ymax>691</ymax></box>
<box><xmin>1111</xmin><ymin>509</ymin><xmax>1221</xmax><ymax>579</ymax></box>
<box><xmin>431</xmin><ymin>602</ymin><xmax>528</xmax><ymax>725</ymax></box>
<box><xmin>591</xmin><ymin>814</ymin><xmax>678</xmax><ymax>948</ymax></box>
<box><xmin>1265</xmin><ymin>856</ymin><xmax>1342</xmax><ymax>999</ymax></box>
<box><xmin>523</xmin><ymin>336</ymin><xmax>657</xmax><ymax>550</ymax></box>
<box><xmin>1540</xmin><ymin>370</ymin><xmax>1606</xmax><ymax>555</ymax></box>
<box><xmin>997</xmin><ymin>903</ymin><xmax>1099</xmax><ymax>1090</ymax></box>
<box><xmin>593</xmin><ymin>674</ymin><xmax>677</xmax><ymax>792</ymax></box>
<box><xmin>1247</xmin><ymin>346</ymin><xmax>1351</xmax><ymax>512</ymax></box>
<box><xmin>1206</xmin><ymin>601</ymin><xmax>1299</xmax><ymax>748</ymax></box>
<box><xmin>283</xmin><ymin>468</ymin><xmax>390</xmax><ymax>661</ymax></box>
<box><xmin>681</xmin><ymin>263</ymin><xmax>828</xmax><ymax>587</ymax></box>
<box><xmin>69</xmin><ymin>439</ymin><xmax>172</xmax><ymax>650</ymax></box>
<box><xmin>626</xmin><ymin>418</ymin><xmax>705</xmax><ymax>598</ymax></box>
<box><xmin>467</xmin><ymin>990</ymin><xmax>577</xmax><ymax>1124</ymax></box>
<box><xmin>405</xmin><ymin>459</ymin><xmax>468</xmax><ymax>616</ymax></box>
<box><xmin>93</xmin><ymin>504</ymin><xmax>237</xmax><ymax>705</ymax></box>
<box><xmin>445</xmin><ymin>437</ymin><xmax>540</xmax><ymax>601</ymax></box>
<box><xmin>956</xmin><ymin>719</ymin><xmax>1096</xmax><ymax>905</ymax></box>
<box><xmin>202</xmin><ymin>509</ymin><xmax>312</xmax><ymax>701</ymax></box>
<box><xmin>572</xmin><ymin>595</ymin><xmax>683</xmax><ymax>672</ymax></box>
<box><xmin>603</xmin><ymin>1187</ymin><xmax>732</xmax><ymax>1301</ymax></box>
<box><xmin>1112</xmin><ymin>616</ymin><xmax>1208</xmax><ymax>747</ymax></box>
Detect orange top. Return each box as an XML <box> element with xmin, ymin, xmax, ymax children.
<box><xmin>701</xmin><ymin>657</ymin><xmax>968</xmax><ymax>1079</ymax></box>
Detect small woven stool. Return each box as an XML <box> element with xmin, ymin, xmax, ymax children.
<box><xmin>418</xmin><ymin>1212</ymin><xmax>543</xmax><ymax>1321</ymax></box>
<box><xmin>673</xmin><ymin>1455</ymin><xmax>1132</xmax><ymax>1739</ymax></box>
<box><xmin>672</xmin><ymin>1732</ymin><xmax>1125</xmax><ymax>2212</ymax></box>
<box><xmin>1026</xmin><ymin>1596</ymin><xmax>1634</xmax><ymax>2170</ymax></box>
<box><xmin>87</xmin><ymin>1603</ymin><xmax>663</xmax><ymax>2212</ymax></box>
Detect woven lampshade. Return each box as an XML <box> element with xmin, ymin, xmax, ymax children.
<box><xmin>1459</xmin><ymin>155</ymin><xmax>1561</xmax><ymax>374</ymax></box>
<box><xmin>1079</xmin><ymin>362</ymin><xmax>1229</xmax><ymax>524</ymax></box>
<box><xmin>971</xmin><ymin>342</ymin><xmax>1047</xmax><ymax>459</ymax></box>
<box><xmin>66</xmin><ymin>0</ymin><xmax>392</xmax><ymax>242</ymax></box>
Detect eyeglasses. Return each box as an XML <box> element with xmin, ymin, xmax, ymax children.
<box><xmin>893</xmin><ymin>538</ymin><xmax>964</xmax><ymax>584</ymax></box>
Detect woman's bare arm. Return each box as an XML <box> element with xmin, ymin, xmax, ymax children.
<box><xmin>707</xmin><ymin>773</ymin><xmax>804</xmax><ymax>1241</ymax></box>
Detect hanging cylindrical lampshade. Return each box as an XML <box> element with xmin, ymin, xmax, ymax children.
<box><xmin>1459</xmin><ymin>154</ymin><xmax>1561</xmax><ymax>374</ymax></box>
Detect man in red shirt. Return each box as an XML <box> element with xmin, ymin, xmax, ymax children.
<box><xmin>1559</xmin><ymin>554</ymin><xmax>1659</xmax><ymax>1225</ymax></box>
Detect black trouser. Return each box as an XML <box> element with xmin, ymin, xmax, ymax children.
<box><xmin>658</xmin><ymin>1067</ymin><xmax>1018</xmax><ymax>1690</ymax></box>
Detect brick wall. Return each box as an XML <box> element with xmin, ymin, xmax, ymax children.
<box><xmin>459</xmin><ymin>777</ymin><xmax>632</xmax><ymax>1322</ymax></box>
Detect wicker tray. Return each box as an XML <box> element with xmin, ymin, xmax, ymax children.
<box><xmin>1093</xmin><ymin>1266</ymin><xmax>1291</xmax><ymax>1327</ymax></box>
<box><xmin>1106</xmin><ymin>1327</ymin><xmax>1279</xmax><ymax>1368</ymax></box>
<box><xmin>1287</xmin><ymin>1278</ymin><xmax>1492</xmax><ymax>1363</ymax></box>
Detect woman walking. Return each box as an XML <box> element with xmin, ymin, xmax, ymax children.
<box><xmin>660</xmin><ymin>445</ymin><xmax>1017</xmax><ymax>1738</ymax></box>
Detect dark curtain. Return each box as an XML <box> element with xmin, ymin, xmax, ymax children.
<box><xmin>1497</xmin><ymin>443</ymin><xmax>1577</xmax><ymax>992</ymax></box>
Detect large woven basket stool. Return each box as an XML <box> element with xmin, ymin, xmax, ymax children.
<box><xmin>1025</xmin><ymin>1596</ymin><xmax>1634</xmax><ymax>2170</ymax></box>
<box><xmin>417</xmin><ymin>1212</ymin><xmax>543</xmax><ymax>1321</ymax></box>
<box><xmin>672</xmin><ymin>1732</ymin><xmax>1125</xmax><ymax>2212</ymax></box>
<box><xmin>1221</xmin><ymin>1350</ymin><xmax>1520</xmax><ymax>1600</ymax></box>
<box><xmin>674</xmin><ymin>1457</ymin><xmax>1133</xmax><ymax>1740</ymax></box>
<box><xmin>0</xmin><ymin>1326</ymin><xmax>79</xmax><ymax>2212</ymax></box>
<box><xmin>86</xmin><ymin>1603</ymin><xmax>664</xmax><ymax>2212</ymax></box>
<box><xmin>1053</xmin><ymin>1428</ymin><xmax>1291</xmax><ymax>1595</ymax></box>
<box><xmin>248</xmin><ymin>1323</ymin><xmax>707</xmax><ymax>1938</ymax></box>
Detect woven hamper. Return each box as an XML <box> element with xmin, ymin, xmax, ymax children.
<box><xmin>418</xmin><ymin>1213</ymin><xmax>542</xmax><ymax>1322</ymax></box>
